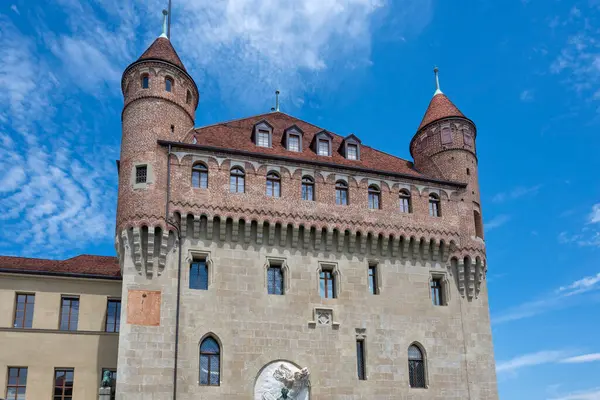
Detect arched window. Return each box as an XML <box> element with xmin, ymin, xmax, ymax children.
<box><xmin>141</xmin><ymin>74</ymin><xmax>149</xmax><ymax>89</ymax></box>
<box><xmin>266</xmin><ymin>171</ymin><xmax>281</xmax><ymax>198</ymax></box>
<box><xmin>192</xmin><ymin>163</ymin><xmax>208</xmax><ymax>189</ymax></box>
<box><xmin>408</xmin><ymin>344</ymin><xmax>426</xmax><ymax>388</ymax></box>
<box><xmin>368</xmin><ymin>185</ymin><xmax>381</xmax><ymax>210</ymax></box>
<box><xmin>230</xmin><ymin>167</ymin><xmax>245</xmax><ymax>193</ymax></box>
<box><xmin>165</xmin><ymin>77</ymin><xmax>174</xmax><ymax>92</ymax></box>
<box><xmin>186</xmin><ymin>90</ymin><xmax>192</xmax><ymax>104</ymax></box>
<box><xmin>428</xmin><ymin>193</ymin><xmax>441</xmax><ymax>217</ymax></box>
<box><xmin>335</xmin><ymin>181</ymin><xmax>348</xmax><ymax>206</ymax></box>
<box><xmin>301</xmin><ymin>176</ymin><xmax>314</xmax><ymax>201</ymax></box>
<box><xmin>199</xmin><ymin>337</ymin><xmax>220</xmax><ymax>386</ymax></box>
<box><xmin>399</xmin><ymin>189</ymin><xmax>412</xmax><ymax>213</ymax></box>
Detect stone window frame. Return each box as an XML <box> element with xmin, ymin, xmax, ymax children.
<box><xmin>263</xmin><ymin>257</ymin><xmax>290</xmax><ymax>295</ymax></box>
<box><xmin>198</xmin><ymin>333</ymin><xmax>222</xmax><ymax>386</ymax></box>
<box><xmin>367</xmin><ymin>261</ymin><xmax>382</xmax><ymax>295</ymax></box>
<box><xmin>165</xmin><ymin>75</ymin><xmax>175</xmax><ymax>93</ymax></box>
<box><xmin>266</xmin><ymin>171</ymin><xmax>281</xmax><ymax>198</ymax></box>
<box><xmin>284</xmin><ymin>125</ymin><xmax>304</xmax><ymax>152</ymax></box>
<box><xmin>192</xmin><ymin>162</ymin><xmax>209</xmax><ymax>189</ymax></box>
<box><xmin>408</xmin><ymin>342</ymin><xmax>428</xmax><ymax>389</ymax></box>
<box><xmin>463</xmin><ymin>126</ymin><xmax>474</xmax><ymax>148</ymax></box>
<box><xmin>399</xmin><ymin>189</ymin><xmax>412</xmax><ymax>213</ymax></box>
<box><xmin>356</xmin><ymin>328</ymin><xmax>368</xmax><ymax>380</ymax></box>
<box><xmin>429</xmin><ymin>271</ymin><xmax>450</xmax><ymax>306</ymax></box>
<box><xmin>314</xmin><ymin>130</ymin><xmax>333</xmax><ymax>157</ymax></box>
<box><xmin>185</xmin><ymin>250</ymin><xmax>214</xmax><ymax>291</ymax></box>
<box><xmin>367</xmin><ymin>184</ymin><xmax>381</xmax><ymax>210</ymax></box>
<box><xmin>335</xmin><ymin>180</ymin><xmax>349</xmax><ymax>206</ymax></box>
<box><xmin>440</xmin><ymin>124</ymin><xmax>453</xmax><ymax>145</ymax></box>
<box><xmin>301</xmin><ymin>175</ymin><xmax>315</xmax><ymax>201</ymax></box>
<box><xmin>343</xmin><ymin>134</ymin><xmax>361</xmax><ymax>160</ymax></box>
<box><xmin>141</xmin><ymin>73</ymin><xmax>150</xmax><ymax>89</ymax></box>
<box><xmin>428</xmin><ymin>193</ymin><xmax>441</xmax><ymax>217</ymax></box>
<box><xmin>253</xmin><ymin>120</ymin><xmax>273</xmax><ymax>148</ymax></box>
<box><xmin>131</xmin><ymin>162</ymin><xmax>154</xmax><ymax>189</ymax></box>
<box><xmin>317</xmin><ymin>262</ymin><xmax>341</xmax><ymax>299</ymax></box>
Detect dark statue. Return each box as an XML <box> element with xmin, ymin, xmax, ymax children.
<box><xmin>101</xmin><ymin>370</ymin><xmax>112</xmax><ymax>388</ymax></box>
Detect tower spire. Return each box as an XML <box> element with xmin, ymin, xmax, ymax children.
<box><xmin>275</xmin><ymin>90</ymin><xmax>280</xmax><ymax>112</ymax></box>
<box><xmin>160</xmin><ymin>9</ymin><xmax>169</xmax><ymax>39</ymax></box>
<box><xmin>434</xmin><ymin>66</ymin><xmax>443</xmax><ymax>96</ymax></box>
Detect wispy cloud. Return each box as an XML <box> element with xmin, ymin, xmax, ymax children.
<box><xmin>560</xmin><ymin>353</ymin><xmax>600</xmax><ymax>364</ymax></box>
<box><xmin>496</xmin><ymin>350</ymin><xmax>570</xmax><ymax>374</ymax></box>
<box><xmin>520</xmin><ymin>89</ymin><xmax>534</xmax><ymax>102</ymax></box>
<box><xmin>493</xmin><ymin>271</ymin><xmax>600</xmax><ymax>324</ymax></box>
<box><xmin>492</xmin><ymin>185</ymin><xmax>542</xmax><ymax>203</ymax></box>
<box><xmin>559</xmin><ymin>203</ymin><xmax>600</xmax><ymax>247</ymax></box>
<box><xmin>485</xmin><ymin>214</ymin><xmax>511</xmax><ymax>231</ymax></box>
<box><xmin>549</xmin><ymin>387</ymin><xmax>600</xmax><ymax>400</ymax></box>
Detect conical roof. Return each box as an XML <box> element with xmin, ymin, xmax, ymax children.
<box><xmin>417</xmin><ymin>93</ymin><xmax>465</xmax><ymax>131</ymax></box>
<box><xmin>138</xmin><ymin>37</ymin><xmax>187</xmax><ymax>72</ymax></box>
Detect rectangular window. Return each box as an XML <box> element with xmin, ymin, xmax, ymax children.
<box><xmin>13</xmin><ymin>293</ymin><xmax>34</xmax><ymax>329</ymax></box>
<box><xmin>105</xmin><ymin>299</ymin><xmax>121</xmax><ymax>333</ymax></box>
<box><xmin>267</xmin><ymin>266</ymin><xmax>284</xmax><ymax>295</ymax></box>
<box><xmin>368</xmin><ymin>193</ymin><xmax>380</xmax><ymax>210</ymax></box>
<box><xmin>6</xmin><ymin>367</ymin><xmax>27</xmax><ymax>400</ymax></box>
<box><xmin>399</xmin><ymin>196</ymin><xmax>410</xmax><ymax>213</ymax></box>
<box><xmin>257</xmin><ymin>130</ymin><xmax>270</xmax><ymax>147</ymax></box>
<box><xmin>101</xmin><ymin>369</ymin><xmax>117</xmax><ymax>400</ymax></box>
<box><xmin>356</xmin><ymin>340</ymin><xmax>366</xmax><ymax>380</ymax></box>
<box><xmin>301</xmin><ymin>182</ymin><xmax>314</xmax><ymax>201</ymax></box>
<box><xmin>53</xmin><ymin>369</ymin><xmax>74</xmax><ymax>400</ymax></box>
<box><xmin>288</xmin><ymin>135</ymin><xmax>300</xmax><ymax>152</ymax></box>
<box><xmin>431</xmin><ymin>278</ymin><xmax>444</xmax><ymax>306</ymax></box>
<box><xmin>135</xmin><ymin>165</ymin><xmax>147</xmax><ymax>184</ymax></box>
<box><xmin>347</xmin><ymin>144</ymin><xmax>358</xmax><ymax>160</ymax></box>
<box><xmin>318</xmin><ymin>139</ymin><xmax>329</xmax><ymax>156</ymax></box>
<box><xmin>368</xmin><ymin>265</ymin><xmax>378</xmax><ymax>295</ymax></box>
<box><xmin>59</xmin><ymin>297</ymin><xmax>79</xmax><ymax>331</ymax></box>
<box><xmin>190</xmin><ymin>260</ymin><xmax>209</xmax><ymax>290</ymax></box>
<box><xmin>464</xmin><ymin>131</ymin><xmax>473</xmax><ymax>147</ymax></box>
<box><xmin>336</xmin><ymin>188</ymin><xmax>348</xmax><ymax>206</ymax></box>
<box><xmin>319</xmin><ymin>270</ymin><xmax>336</xmax><ymax>298</ymax></box>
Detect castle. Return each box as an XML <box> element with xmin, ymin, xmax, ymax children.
<box><xmin>0</xmin><ymin>14</ymin><xmax>498</xmax><ymax>400</ymax></box>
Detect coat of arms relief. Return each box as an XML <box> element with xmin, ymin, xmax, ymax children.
<box><xmin>254</xmin><ymin>362</ymin><xmax>310</xmax><ymax>400</ymax></box>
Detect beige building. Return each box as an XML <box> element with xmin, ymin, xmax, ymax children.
<box><xmin>1</xmin><ymin>12</ymin><xmax>498</xmax><ymax>400</ymax></box>
<box><xmin>0</xmin><ymin>256</ymin><xmax>121</xmax><ymax>400</ymax></box>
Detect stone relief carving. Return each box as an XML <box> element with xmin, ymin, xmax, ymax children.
<box><xmin>255</xmin><ymin>362</ymin><xmax>310</xmax><ymax>400</ymax></box>
<box><xmin>316</xmin><ymin>309</ymin><xmax>332</xmax><ymax>325</ymax></box>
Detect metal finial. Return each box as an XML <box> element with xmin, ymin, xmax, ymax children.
<box><xmin>160</xmin><ymin>9</ymin><xmax>169</xmax><ymax>39</ymax></box>
<box><xmin>434</xmin><ymin>66</ymin><xmax>443</xmax><ymax>95</ymax></box>
<box><xmin>275</xmin><ymin>90</ymin><xmax>280</xmax><ymax>112</ymax></box>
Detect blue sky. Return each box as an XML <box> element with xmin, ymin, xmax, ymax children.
<box><xmin>0</xmin><ymin>0</ymin><xmax>599</xmax><ymax>398</ymax></box>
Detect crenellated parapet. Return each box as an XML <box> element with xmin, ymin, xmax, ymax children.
<box><xmin>115</xmin><ymin>224</ymin><xmax>174</xmax><ymax>278</ymax></box>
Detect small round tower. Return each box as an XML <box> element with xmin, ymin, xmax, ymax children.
<box><xmin>410</xmin><ymin>68</ymin><xmax>483</xmax><ymax>241</ymax></box>
<box><xmin>117</xmin><ymin>10</ymin><xmax>199</xmax><ymax>231</ymax></box>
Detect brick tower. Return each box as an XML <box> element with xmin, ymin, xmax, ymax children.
<box><xmin>115</xmin><ymin>12</ymin><xmax>198</xmax><ymax>399</ymax></box>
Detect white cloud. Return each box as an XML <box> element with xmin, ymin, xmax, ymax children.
<box><xmin>496</xmin><ymin>350</ymin><xmax>570</xmax><ymax>374</ymax></box>
<box><xmin>558</xmin><ymin>273</ymin><xmax>600</xmax><ymax>296</ymax></box>
<box><xmin>550</xmin><ymin>388</ymin><xmax>600</xmax><ymax>400</ymax></box>
<box><xmin>493</xmin><ymin>270</ymin><xmax>600</xmax><ymax>324</ymax></box>
<box><xmin>492</xmin><ymin>184</ymin><xmax>542</xmax><ymax>203</ymax></box>
<box><xmin>485</xmin><ymin>214</ymin><xmax>510</xmax><ymax>231</ymax></box>
<box><xmin>10</xmin><ymin>4</ymin><xmax>19</xmax><ymax>15</ymax></box>
<box><xmin>561</xmin><ymin>353</ymin><xmax>600</xmax><ymax>364</ymax></box>
<box><xmin>590</xmin><ymin>204</ymin><xmax>600</xmax><ymax>224</ymax></box>
<box><xmin>520</xmin><ymin>89</ymin><xmax>534</xmax><ymax>102</ymax></box>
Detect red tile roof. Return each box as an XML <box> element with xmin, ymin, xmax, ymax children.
<box><xmin>0</xmin><ymin>255</ymin><xmax>121</xmax><ymax>278</ymax></box>
<box><xmin>138</xmin><ymin>37</ymin><xmax>187</xmax><ymax>72</ymax></box>
<box><xmin>417</xmin><ymin>93</ymin><xmax>465</xmax><ymax>131</ymax></box>
<box><xmin>190</xmin><ymin>112</ymin><xmax>425</xmax><ymax>178</ymax></box>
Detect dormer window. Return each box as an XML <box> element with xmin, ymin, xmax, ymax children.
<box><xmin>318</xmin><ymin>139</ymin><xmax>330</xmax><ymax>156</ymax></box>
<box><xmin>347</xmin><ymin>144</ymin><xmax>358</xmax><ymax>160</ymax></box>
<box><xmin>257</xmin><ymin>129</ymin><xmax>270</xmax><ymax>147</ymax></box>
<box><xmin>288</xmin><ymin>134</ymin><xmax>300</xmax><ymax>152</ymax></box>
<box><xmin>284</xmin><ymin>125</ymin><xmax>304</xmax><ymax>152</ymax></box>
<box><xmin>313</xmin><ymin>130</ymin><xmax>333</xmax><ymax>157</ymax></box>
<box><xmin>343</xmin><ymin>134</ymin><xmax>361</xmax><ymax>160</ymax></box>
<box><xmin>253</xmin><ymin>121</ymin><xmax>273</xmax><ymax>148</ymax></box>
